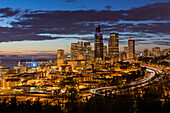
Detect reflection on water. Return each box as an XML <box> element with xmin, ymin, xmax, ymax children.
<box><xmin>1</xmin><ymin>59</ymin><xmax>19</xmax><ymax>68</ymax></box>
<box><xmin>1</xmin><ymin>59</ymin><xmax>29</xmax><ymax>68</ymax></box>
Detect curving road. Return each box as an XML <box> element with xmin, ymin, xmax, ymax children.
<box><xmin>90</xmin><ymin>67</ymin><xmax>164</xmax><ymax>96</ymax></box>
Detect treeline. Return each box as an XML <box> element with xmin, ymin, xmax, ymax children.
<box><xmin>67</xmin><ymin>95</ymin><xmax>169</xmax><ymax>113</ymax></box>
<box><xmin>0</xmin><ymin>97</ymin><xmax>63</xmax><ymax>113</ymax></box>
<box><xmin>1</xmin><ymin>94</ymin><xmax>169</xmax><ymax>113</ymax></box>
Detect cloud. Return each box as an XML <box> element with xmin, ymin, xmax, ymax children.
<box><xmin>0</xmin><ymin>7</ymin><xmax>20</xmax><ymax>17</ymax></box>
<box><xmin>0</xmin><ymin>2</ymin><xmax>169</xmax><ymax>46</ymax></box>
<box><xmin>152</xmin><ymin>41</ymin><xmax>170</xmax><ymax>45</ymax></box>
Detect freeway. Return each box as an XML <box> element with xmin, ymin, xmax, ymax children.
<box><xmin>90</xmin><ymin>67</ymin><xmax>164</xmax><ymax>96</ymax></box>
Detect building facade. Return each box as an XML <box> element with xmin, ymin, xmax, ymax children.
<box><xmin>128</xmin><ymin>38</ymin><xmax>135</xmax><ymax>60</ymax></box>
<box><xmin>71</xmin><ymin>42</ymin><xmax>79</xmax><ymax>60</ymax></box>
<box><xmin>83</xmin><ymin>42</ymin><xmax>92</xmax><ymax>61</ymax></box>
<box><xmin>124</xmin><ymin>46</ymin><xmax>129</xmax><ymax>60</ymax></box>
<box><xmin>94</xmin><ymin>24</ymin><xmax>103</xmax><ymax>60</ymax></box>
<box><xmin>57</xmin><ymin>49</ymin><xmax>65</xmax><ymax>59</ymax></box>
<box><xmin>108</xmin><ymin>33</ymin><xmax>119</xmax><ymax>62</ymax></box>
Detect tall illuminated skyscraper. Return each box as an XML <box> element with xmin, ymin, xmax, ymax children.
<box><xmin>108</xmin><ymin>33</ymin><xmax>119</xmax><ymax>62</ymax></box>
<box><xmin>84</xmin><ymin>42</ymin><xmax>90</xmax><ymax>48</ymax></box>
<box><xmin>95</xmin><ymin>24</ymin><xmax>101</xmax><ymax>32</ymax></box>
<box><xmin>83</xmin><ymin>42</ymin><xmax>92</xmax><ymax>61</ymax></box>
<box><xmin>78</xmin><ymin>41</ymin><xmax>83</xmax><ymax>55</ymax></box>
<box><xmin>57</xmin><ymin>49</ymin><xmax>65</xmax><ymax>67</ymax></box>
<box><xmin>128</xmin><ymin>38</ymin><xmax>135</xmax><ymax>59</ymax></box>
<box><xmin>71</xmin><ymin>42</ymin><xmax>79</xmax><ymax>60</ymax></box>
<box><xmin>94</xmin><ymin>24</ymin><xmax>103</xmax><ymax>60</ymax></box>
<box><xmin>57</xmin><ymin>49</ymin><xmax>64</xmax><ymax>59</ymax></box>
<box><xmin>71</xmin><ymin>41</ymin><xmax>91</xmax><ymax>60</ymax></box>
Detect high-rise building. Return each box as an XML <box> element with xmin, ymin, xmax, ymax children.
<box><xmin>128</xmin><ymin>38</ymin><xmax>135</xmax><ymax>60</ymax></box>
<box><xmin>71</xmin><ymin>42</ymin><xmax>79</xmax><ymax>60</ymax></box>
<box><xmin>108</xmin><ymin>33</ymin><xmax>119</xmax><ymax>62</ymax></box>
<box><xmin>95</xmin><ymin>24</ymin><xmax>101</xmax><ymax>32</ymax></box>
<box><xmin>124</xmin><ymin>46</ymin><xmax>129</xmax><ymax>60</ymax></box>
<box><xmin>57</xmin><ymin>49</ymin><xmax>64</xmax><ymax>59</ymax></box>
<box><xmin>143</xmin><ymin>48</ymin><xmax>150</xmax><ymax>57</ymax></box>
<box><xmin>83</xmin><ymin>42</ymin><xmax>92</xmax><ymax>61</ymax></box>
<box><xmin>84</xmin><ymin>42</ymin><xmax>90</xmax><ymax>48</ymax></box>
<box><xmin>71</xmin><ymin>41</ymin><xmax>92</xmax><ymax>60</ymax></box>
<box><xmin>78</xmin><ymin>41</ymin><xmax>83</xmax><ymax>55</ymax></box>
<box><xmin>103</xmin><ymin>45</ymin><xmax>107</xmax><ymax>58</ymax></box>
<box><xmin>57</xmin><ymin>49</ymin><xmax>65</xmax><ymax>67</ymax></box>
<box><xmin>94</xmin><ymin>24</ymin><xmax>103</xmax><ymax>60</ymax></box>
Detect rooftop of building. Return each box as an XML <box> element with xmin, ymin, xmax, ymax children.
<box><xmin>94</xmin><ymin>24</ymin><xmax>101</xmax><ymax>26</ymax></box>
<box><xmin>129</xmin><ymin>38</ymin><xmax>135</xmax><ymax>40</ymax></box>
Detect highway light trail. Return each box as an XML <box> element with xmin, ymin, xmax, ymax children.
<box><xmin>91</xmin><ymin>67</ymin><xmax>164</xmax><ymax>96</ymax></box>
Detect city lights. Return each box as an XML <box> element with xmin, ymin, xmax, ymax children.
<box><xmin>0</xmin><ymin>0</ymin><xmax>169</xmax><ymax>113</ymax></box>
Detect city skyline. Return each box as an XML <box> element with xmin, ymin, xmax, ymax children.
<box><xmin>0</xmin><ymin>0</ymin><xmax>170</xmax><ymax>58</ymax></box>
<box><xmin>0</xmin><ymin>1</ymin><xmax>169</xmax><ymax>113</ymax></box>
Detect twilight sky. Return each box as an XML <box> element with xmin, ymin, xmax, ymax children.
<box><xmin>0</xmin><ymin>0</ymin><xmax>170</xmax><ymax>58</ymax></box>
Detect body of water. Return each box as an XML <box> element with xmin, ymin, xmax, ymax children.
<box><xmin>1</xmin><ymin>59</ymin><xmax>49</xmax><ymax>68</ymax></box>
<box><xmin>1</xmin><ymin>59</ymin><xmax>31</xmax><ymax>68</ymax></box>
<box><xmin>1</xmin><ymin>59</ymin><xmax>19</xmax><ymax>68</ymax></box>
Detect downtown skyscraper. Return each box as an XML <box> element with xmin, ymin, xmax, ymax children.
<box><xmin>71</xmin><ymin>42</ymin><xmax>79</xmax><ymax>60</ymax></box>
<box><xmin>71</xmin><ymin>41</ymin><xmax>92</xmax><ymax>60</ymax></box>
<box><xmin>128</xmin><ymin>38</ymin><xmax>135</xmax><ymax>59</ymax></box>
<box><xmin>83</xmin><ymin>42</ymin><xmax>92</xmax><ymax>61</ymax></box>
<box><xmin>57</xmin><ymin>49</ymin><xmax>65</xmax><ymax>59</ymax></box>
<box><xmin>70</xmin><ymin>41</ymin><xmax>84</xmax><ymax>60</ymax></box>
<box><xmin>94</xmin><ymin>24</ymin><xmax>103</xmax><ymax>61</ymax></box>
<box><xmin>57</xmin><ymin>49</ymin><xmax>65</xmax><ymax>67</ymax></box>
<box><xmin>108</xmin><ymin>33</ymin><xmax>119</xmax><ymax>62</ymax></box>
